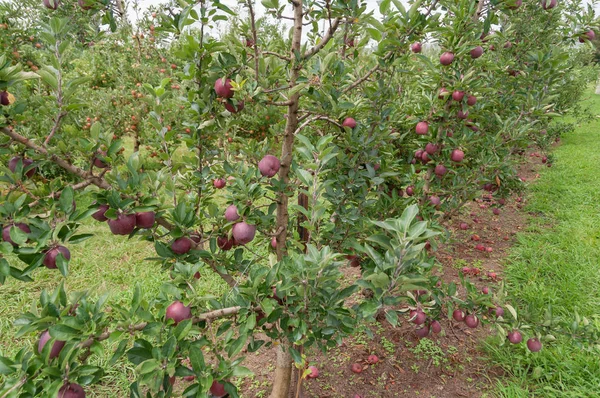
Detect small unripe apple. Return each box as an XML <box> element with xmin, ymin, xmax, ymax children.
<box><xmin>411</xmin><ymin>42</ymin><xmax>422</xmax><ymax>53</ymax></box>
<box><xmin>213</xmin><ymin>178</ymin><xmax>226</xmax><ymax>189</ymax></box>
<box><xmin>416</xmin><ymin>121</ymin><xmax>429</xmax><ymax>135</ymax></box>
<box><xmin>508</xmin><ymin>330</ymin><xmax>523</xmax><ymax>344</ymax></box>
<box><xmin>165</xmin><ymin>301</ymin><xmax>192</xmax><ymax>325</ymax></box>
<box><xmin>38</xmin><ymin>330</ymin><xmax>65</xmax><ymax>359</ymax></box>
<box><xmin>171</xmin><ymin>237</ymin><xmax>193</xmax><ymax>255</ymax></box>
<box><xmin>258</xmin><ymin>155</ymin><xmax>281</xmax><ymax>177</ymax></box>
<box><xmin>451</xmin><ymin>149</ymin><xmax>464</xmax><ymax>162</ymax></box>
<box><xmin>307</xmin><ymin>366</ymin><xmax>319</xmax><ymax>378</ymax></box>
<box><xmin>57</xmin><ymin>382</ymin><xmax>85</xmax><ymax>398</ymax></box>
<box><xmin>107</xmin><ymin>213</ymin><xmax>136</xmax><ymax>235</ymax></box>
<box><xmin>225</xmin><ymin>205</ymin><xmax>240</xmax><ymax>222</ymax></box>
<box><xmin>214</xmin><ymin>78</ymin><xmax>234</xmax><ymax>98</ymax></box>
<box><xmin>440</xmin><ymin>51</ymin><xmax>455</xmax><ymax>66</ymax></box>
<box><xmin>342</xmin><ymin>117</ymin><xmax>357</xmax><ymax>129</ymax></box>
<box><xmin>527</xmin><ymin>338</ymin><xmax>542</xmax><ymax>352</ymax></box>
<box><xmin>470</xmin><ymin>46</ymin><xmax>484</xmax><ymax>59</ymax></box>
<box><xmin>232</xmin><ymin>222</ymin><xmax>257</xmax><ymax>245</ymax></box>
<box><xmin>43</xmin><ymin>246</ymin><xmax>71</xmax><ymax>269</ymax></box>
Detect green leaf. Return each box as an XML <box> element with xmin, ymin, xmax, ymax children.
<box><xmin>0</xmin><ymin>356</ymin><xmax>15</xmax><ymax>375</ymax></box>
<box><xmin>109</xmin><ymin>339</ymin><xmax>129</xmax><ymax>366</ymax></box>
<box><xmin>189</xmin><ymin>345</ymin><xmax>205</xmax><ymax>373</ymax></box>
<box><xmin>137</xmin><ymin>358</ymin><xmax>161</xmax><ymax>375</ymax></box>
<box><xmin>385</xmin><ymin>310</ymin><xmax>399</xmax><ymax>327</ymax></box>
<box><xmin>49</xmin><ymin>324</ymin><xmax>80</xmax><ymax>340</ymax></box>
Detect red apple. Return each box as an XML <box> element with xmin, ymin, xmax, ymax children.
<box><xmin>508</xmin><ymin>330</ymin><xmax>523</xmax><ymax>344</ymax></box>
<box><xmin>452</xmin><ymin>91</ymin><xmax>465</xmax><ymax>102</ymax></box>
<box><xmin>429</xmin><ymin>195</ymin><xmax>441</xmax><ymax>206</ymax></box>
<box><xmin>470</xmin><ymin>46</ymin><xmax>484</xmax><ymax>59</ymax></box>
<box><xmin>411</xmin><ymin>42</ymin><xmax>422</xmax><ymax>53</ymax></box>
<box><xmin>38</xmin><ymin>330</ymin><xmax>65</xmax><ymax>359</ymax></box>
<box><xmin>527</xmin><ymin>338</ymin><xmax>542</xmax><ymax>352</ymax></box>
<box><xmin>43</xmin><ymin>0</ymin><xmax>60</xmax><ymax>10</ymax></box>
<box><xmin>8</xmin><ymin>156</ymin><xmax>35</xmax><ymax>178</ymax></box>
<box><xmin>91</xmin><ymin>204</ymin><xmax>109</xmax><ymax>221</ymax></box>
<box><xmin>232</xmin><ymin>222</ymin><xmax>256</xmax><ymax>245</ymax></box>
<box><xmin>57</xmin><ymin>383</ymin><xmax>85</xmax><ymax>398</ymax></box>
<box><xmin>217</xmin><ymin>236</ymin><xmax>234</xmax><ymax>251</ymax></box>
<box><xmin>406</xmin><ymin>186</ymin><xmax>415</xmax><ymax>196</ymax></box>
<box><xmin>165</xmin><ymin>301</ymin><xmax>192</xmax><ymax>325</ymax></box>
<box><xmin>210</xmin><ymin>381</ymin><xmax>227</xmax><ymax>397</ymax></box>
<box><xmin>224</xmin><ymin>100</ymin><xmax>244</xmax><ymax>113</ymax></box>
<box><xmin>440</xmin><ymin>51</ymin><xmax>455</xmax><ymax>65</ymax></box>
<box><xmin>135</xmin><ymin>212</ymin><xmax>155</xmax><ymax>229</ymax></box>
<box><xmin>350</xmin><ymin>363</ymin><xmax>362</xmax><ymax>374</ymax></box>
<box><xmin>214</xmin><ymin>78</ymin><xmax>233</xmax><ymax>98</ymax></box>
<box><xmin>438</xmin><ymin>87</ymin><xmax>449</xmax><ymax>99</ymax></box>
<box><xmin>171</xmin><ymin>237</ymin><xmax>193</xmax><ymax>254</ymax></box>
<box><xmin>434</xmin><ymin>164</ymin><xmax>447</xmax><ymax>176</ymax></box>
<box><xmin>464</xmin><ymin>314</ymin><xmax>479</xmax><ymax>328</ymax></box>
<box><xmin>2</xmin><ymin>223</ymin><xmax>30</xmax><ymax>246</ymax></box>
<box><xmin>107</xmin><ymin>213</ymin><xmax>136</xmax><ymax>235</ymax></box>
<box><xmin>367</xmin><ymin>354</ymin><xmax>379</xmax><ymax>364</ymax></box>
<box><xmin>307</xmin><ymin>366</ymin><xmax>319</xmax><ymax>378</ymax></box>
<box><xmin>342</xmin><ymin>117</ymin><xmax>357</xmax><ymax>129</ymax></box>
<box><xmin>213</xmin><ymin>178</ymin><xmax>226</xmax><ymax>189</ymax></box>
<box><xmin>467</xmin><ymin>95</ymin><xmax>477</xmax><ymax>106</ymax></box>
<box><xmin>542</xmin><ymin>0</ymin><xmax>557</xmax><ymax>9</ymax></box>
<box><xmin>416</xmin><ymin>121</ymin><xmax>429</xmax><ymax>135</ymax></box>
<box><xmin>451</xmin><ymin>149</ymin><xmax>464</xmax><ymax>162</ymax></box>
<box><xmin>425</xmin><ymin>143</ymin><xmax>439</xmax><ymax>155</ymax></box>
<box><xmin>258</xmin><ymin>155</ymin><xmax>281</xmax><ymax>177</ymax></box>
<box><xmin>415</xmin><ymin>325</ymin><xmax>430</xmax><ymax>338</ymax></box>
<box><xmin>43</xmin><ymin>246</ymin><xmax>70</xmax><ymax>269</ymax></box>
<box><xmin>452</xmin><ymin>309</ymin><xmax>465</xmax><ymax>322</ymax></box>
<box><xmin>410</xmin><ymin>310</ymin><xmax>427</xmax><ymax>325</ymax></box>
<box><xmin>224</xmin><ymin>205</ymin><xmax>240</xmax><ymax>222</ymax></box>
<box><xmin>430</xmin><ymin>320</ymin><xmax>442</xmax><ymax>334</ymax></box>
<box><xmin>78</xmin><ymin>0</ymin><xmax>93</xmax><ymax>9</ymax></box>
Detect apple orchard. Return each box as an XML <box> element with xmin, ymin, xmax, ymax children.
<box><xmin>0</xmin><ymin>0</ymin><xmax>598</xmax><ymax>397</ymax></box>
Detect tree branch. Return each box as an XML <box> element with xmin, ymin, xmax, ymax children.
<box><xmin>247</xmin><ymin>0</ymin><xmax>260</xmax><ymax>81</ymax></box>
<box><xmin>262</xmin><ymin>51</ymin><xmax>291</xmax><ymax>62</ymax></box>
<box><xmin>303</xmin><ymin>18</ymin><xmax>341</xmax><ymax>60</ymax></box>
<box><xmin>293</xmin><ymin>115</ymin><xmax>343</xmax><ymax>135</ymax></box>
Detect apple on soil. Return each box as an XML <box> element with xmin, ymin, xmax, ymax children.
<box><xmin>258</xmin><ymin>155</ymin><xmax>281</xmax><ymax>177</ymax></box>
<box><xmin>57</xmin><ymin>383</ymin><xmax>85</xmax><ymax>398</ymax></box>
<box><xmin>210</xmin><ymin>381</ymin><xmax>227</xmax><ymax>397</ymax></box>
<box><xmin>367</xmin><ymin>354</ymin><xmax>379</xmax><ymax>364</ymax></box>
<box><xmin>430</xmin><ymin>320</ymin><xmax>442</xmax><ymax>333</ymax></box>
<box><xmin>2</xmin><ymin>223</ymin><xmax>31</xmax><ymax>246</ymax></box>
<box><xmin>107</xmin><ymin>213</ymin><xmax>136</xmax><ymax>235</ymax></box>
<box><xmin>38</xmin><ymin>330</ymin><xmax>65</xmax><ymax>359</ymax></box>
<box><xmin>43</xmin><ymin>246</ymin><xmax>70</xmax><ymax>269</ymax></box>
<box><xmin>306</xmin><ymin>365</ymin><xmax>319</xmax><ymax>378</ymax></box>
<box><xmin>410</xmin><ymin>309</ymin><xmax>427</xmax><ymax>325</ymax></box>
<box><xmin>415</xmin><ymin>325</ymin><xmax>430</xmax><ymax>338</ymax></box>
<box><xmin>165</xmin><ymin>301</ymin><xmax>192</xmax><ymax>325</ymax></box>
<box><xmin>464</xmin><ymin>314</ymin><xmax>479</xmax><ymax>328</ymax></box>
<box><xmin>452</xmin><ymin>309</ymin><xmax>465</xmax><ymax>322</ymax></box>
<box><xmin>350</xmin><ymin>363</ymin><xmax>363</xmax><ymax>374</ymax></box>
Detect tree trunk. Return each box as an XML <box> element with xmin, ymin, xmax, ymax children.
<box><xmin>271</xmin><ymin>0</ymin><xmax>303</xmax><ymax>396</ymax></box>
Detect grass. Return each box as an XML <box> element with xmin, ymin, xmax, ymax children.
<box><xmin>486</xmin><ymin>90</ymin><xmax>600</xmax><ymax>397</ymax></box>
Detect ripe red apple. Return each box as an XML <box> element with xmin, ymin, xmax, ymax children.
<box><xmin>214</xmin><ymin>78</ymin><xmax>233</xmax><ymax>98</ymax></box>
<box><xmin>224</xmin><ymin>100</ymin><xmax>244</xmax><ymax>113</ymax></box>
<box><xmin>43</xmin><ymin>246</ymin><xmax>71</xmax><ymax>269</ymax></box>
<box><xmin>93</xmin><ymin>151</ymin><xmax>108</xmax><ymax>169</ymax></box>
<box><xmin>224</xmin><ymin>205</ymin><xmax>240</xmax><ymax>222</ymax></box>
<box><xmin>346</xmin><ymin>254</ymin><xmax>360</xmax><ymax>267</ymax></box>
<box><xmin>467</xmin><ymin>95</ymin><xmax>477</xmax><ymax>106</ymax></box>
<box><xmin>307</xmin><ymin>366</ymin><xmax>319</xmax><ymax>378</ymax></box>
<box><xmin>438</xmin><ymin>87</ymin><xmax>449</xmax><ymax>99</ymax></box>
<box><xmin>464</xmin><ymin>314</ymin><xmax>479</xmax><ymax>328</ymax></box>
<box><xmin>452</xmin><ymin>309</ymin><xmax>465</xmax><ymax>322</ymax></box>
<box><xmin>258</xmin><ymin>155</ymin><xmax>281</xmax><ymax>177</ymax></box>
<box><xmin>492</xmin><ymin>208</ymin><xmax>500</xmax><ymax>216</ymax></box>
<box><xmin>0</xmin><ymin>91</ymin><xmax>11</xmax><ymax>106</ymax></box>
<box><xmin>415</xmin><ymin>325</ymin><xmax>430</xmax><ymax>338</ymax></box>
<box><xmin>57</xmin><ymin>383</ymin><xmax>85</xmax><ymax>398</ymax></box>
<box><xmin>410</xmin><ymin>310</ymin><xmax>427</xmax><ymax>325</ymax></box>
<box><xmin>38</xmin><ymin>330</ymin><xmax>65</xmax><ymax>359</ymax></box>
<box><xmin>470</xmin><ymin>46</ymin><xmax>484</xmax><ymax>59</ymax></box>
<box><xmin>475</xmin><ymin>244</ymin><xmax>485</xmax><ymax>251</ymax></box>
<box><xmin>217</xmin><ymin>236</ymin><xmax>234</xmax><ymax>251</ymax></box>
<box><xmin>2</xmin><ymin>223</ymin><xmax>30</xmax><ymax>246</ymax></box>
<box><xmin>482</xmin><ymin>286</ymin><xmax>489</xmax><ymax>294</ymax></box>
<box><xmin>78</xmin><ymin>0</ymin><xmax>93</xmax><ymax>9</ymax></box>
<box><xmin>507</xmin><ymin>330</ymin><xmax>523</xmax><ymax>344</ymax></box>
<box><xmin>504</xmin><ymin>41</ymin><xmax>512</xmax><ymax>49</ymax></box>
<box><xmin>459</xmin><ymin>222</ymin><xmax>469</xmax><ymax>230</ymax></box>
<box><xmin>411</xmin><ymin>42</ymin><xmax>422</xmax><ymax>53</ymax></box>
<box><xmin>457</xmin><ymin>110</ymin><xmax>469</xmax><ymax>120</ymax></box>
<box><xmin>171</xmin><ymin>237</ymin><xmax>192</xmax><ymax>254</ymax></box>
<box><xmin>342</xmin><ymin>117</ymin><xmax>357</xmax><ymax>128</ymax></box>
<box><xmin>107</xmin><ymin>213</ymin><xmax>136</xmax><ymax>235</ymax></box>
<box><xmin>416</xmin><ymin>121</ymin><xmax>429</xmax><ymax>135</ymax></box>
<box><xmin>210</xmin><ymin>381</ymin><xmax>227</xmax><ymax>397</ymax></box>
<box><xmin>431</xmin><ymin>320</ymin><xmax>442</xmax><ymax>334</ymax></box>
<box><xmin>434</xmin><ymin>164</ymin><xmax>447</xmax><ymax>176</ymax></box>
<box><xmin>452</xmin><ymin>90</ymin><xmax>465</xmax><ymax>102</ymax></box>
<box><xmin>367</xmin><ymin>354</ymin><xmax>379</xmax><ymax>364</ymax></box>
<box><xmin>451</xmin><ymin>149</ymin><xmax>464</xmax><ymax>162</ymax></box>
<box><xmin>421</xmin><ymin>152</ymin><xmax>430</xmax><ymax>163</ymax></box>
<box><xmin>350</xmin><ymin>363</ymin><xmax>362</xmax><ymax>374</ymax></box>
<box><xmin>232</xmin><ymin>222</ymin><xmax>256</xmax><ymax>245</ymax></box>
<box><xmin>91</xmin><ymin>204</ymin><xmax>109</xmax><ymax>221</ymax></box>
<box><xmin>213</xmin><ymin>178</ymin><xmax>226</xmax><ymax>189</ymax></box>
<box><xmin>135</xmin><ymin>212</ymin><xmax>155</xmax><ymax>229</ymax></box>
<box><xmin>43</xmin><ymin>0</ymin><xmax>60</xmax><ymax>9</ymax></box>
<box><xmin>165</xmin><ymin>301</ymin><xmax>192</xmax><ymax>325</ymax></box>
<box><xmin>425</xmin><ymin>143</ymin><xmax>439</xmax><ymax>155</ymax></box>
<box><xmin>271</xmin><ymin>237</ymin><xmax>277</xmax><ymax>249</ymax></box>
<box><xmin>491</xmin><ymin>306</ymin><xmax>504</xmax><ymax>318</ymax></box>
<box><xmin>429</xmin><ymin>196</ymin><xmax>441</xmax><ymax>206</ymax></box>
<box><xmin>542</xmin><ymin>0</ymin><xmax>557</xmax><ymax>9</ymax></box>
<box><xmin>527</xmin><ymin>338</ymin><xmax>542</xmax><ymax>352</ymax></box>
<box><xmin>9</xmin><ymin>156</ymin><xmax>35</xmax><ymax>178</ymax></box>
<box><xmin>440</xmin><ymin>51</ymin><xmax>455</xmax><ymax>65</ymax></box>
<box><xmin>406</xmin><ymin>186</ymin><xmax>415</xmax><ymax>196</ymax></box>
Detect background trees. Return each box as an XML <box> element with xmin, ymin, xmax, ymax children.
<box><xmin>0</xmin><ymin>0</ymin><xmax>598</xmax><ymax>397</ymax></box>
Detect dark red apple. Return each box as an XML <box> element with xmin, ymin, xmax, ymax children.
<box><xmin>425</xmin><ymin>143</ymin><xmax>439</xmax><ymax>155</ymax></box>
<box><xmin>2</xmin><ymin>223</ymin><xmax>30</xmax><ymax>246</ymax></box>
<box><xmin>467</xmin><ymin>95</ymin><xmax>477</xmax><ymax>106</ymax></box>
<box><xmin>43</xmin><ymin>246</ymin><xmax>71</xmax><ymax>269</ymax></box>
<box><xmin>406</xmin><ymin>186</ymin><xmax>415</xmax><ymax>196</ymax></box>
<box><xmin>91</xmin><ymin>204</ymin><xmax>109</xmax><ymax>221</ymax></box>
<box><xmin>452</xmin><ymin>91</ymin><xmax>465</xmax><ymax>102</ymax></box>
<box><xmin>9</xmin><ymin>156</ymin><xmax>36</xmax><ymax>178</ymax></box>
<box><xmin>429</xmin><ymin>196</ymin><xmax>441</xmax><ymax>206</ymax></box>
<box><xmin>224</xmin><ymin>205</ymin><xmax>240</xmax><ymax>222</ymax></box>
<box><xmin>43</xmin><ymin>0</ymin><xmax>60</xmax><ymax>9</ymax></box>
<box><xmin>213</xmin><ymin>178</ymin><xmax>226</xmax><ymax>189</ymax></box>
<box><xmin>452</xmin><ymin>309</ymin><xmax>465</xmax><ymax>322</ymax></box>
<box><xmin>470</xmin><ymin>46</ymin><xmax>484</xmax><ymax>59</ymax></box>
<box><xmin>38</xmin><ymin>330</ymin><xmax>65</xmax><ymax>359</ymax></box>
<box><xmin>214</xmin><ymin>78</ymin><xmax>233</xmax><ymax>98</ymax></box>
<box><xmin>492</xmin><ymin>208</ymin><xmax>500</xmax><ymax>216</ymax></box>
<box><xmin>411</xmin><ymin>42</ymin><xmax>422</xmax><ymax>53</ymax></box>
<box><xmin>210</xmin><ymin>381</ymin><xmax>227</xmax><ymax>397</ymax></box>
<box><xmin>0</xmin><ymin>91</ymin><xmax>11</xmax><ymax>106</ymax></box>
<box><xmin>416</xmin><ymin>121</ymin><xmax>429</xmax><ymax>135</ymax></box>
<box><xmin>342</xmin><ymin>117</ymin><xmax>357</xmax><ymax>129</ymax></box>
<box><xmin>440</xmin><ymin>51</ymin><xmax>455</xmax><ymax>65</ymax></box>
<box><xmin>431</xmin><ymin>320</ymin><xmax>442</xmax><ymax>334</ymax></box>
<box><xmin>415</xmin><ymin>325</ymin><xmax>430</xmax><ymax>338</ymax></box>
<box><xmin>232</xmin><ymin>222</ymin><xmax>256</xmax><ymax>245</ymax></box>
<box><xmin>165</xmin><ymin>301</ymin><xmax>192</xmax><ymax>324</ymax></box>
<box><xmin>57</xmin><ymin>383</ymin><xmax>85</xmax><ymax>398</ymax></box>
<box><xmin>367</xmin><ymin>354</ymin><xmax>379</xmax><ymax>364</ymax></box>
<box><xmin>135</xmin><ymin>212</ymin><xmax>155</xmax><ymax>229</ymax></box>
<box><xmin>258</xmin><ymin>155</ymin><xmax>281</xmax><ymax>177</ymax></box>
<box><xmin>434</xmin><ymin>164</ymin><xmax>447</xmax><ymax>176</ymax></box>
<box><xmin>350</xmin><ymin>363</ymin><xmax>362</xmax><ymax>374</ymax></box>
<box><xmin>171</xmin><ymin>237</ymin><xmax>193</xmax><ymax>254</ymax></box>
<box><xmin>491</xmin><ymin>306</ymin><xmax>504</xmax><ymax>318</ymax></box>
<box><xmin>410</xmin><ymin>310</ymin><xmax>427</xmax><ymax>325</ymax></box>
<box><xmin>107</xmin><ymin>213</ymin><xmax>136</xmax><ymax>235</ymax></box>
<box><xmin>527</xmin><ymin>338</ymin><xmax>542</xmax><ymax>352</ymax></box>
<box><xmin>217</xmin><ymin>236</ymin><xmax>234</xmax><ymax>251</ymax></box>
<box><xmin>307</xmin><ymin>366</ymin><xmax>319</xmax><ymax>378</ymax></box>
<box><xmin>451</xmin><ymin>149</ymin><xmax>464</xmax><ymax>162</ymax></box>
<box><xmin>438</xmin><ymin>87</ymin><xmax>449</xmax><ymax>99</ymax></box>
<box><xmin>508</xmin><ymin>330</ymin><xmax>523</xmax><ymax>344</ymax></box>
<box><xmin>457</xmin><ymin>110</ymin><xmax>469</xmax><ymax>119</ymax></box>
<box><xmin>542</xmin><ymin>0</ymin><xmax>557</xmax><ymax>9</ymax></box>
<box><xmin>224</xmin><ymin>100</ymin><xmax>244</xmax><ymax>113</ymax></box>
<box><xmin>464</xmin><ymin>314</ymin><xmax>479</xmax><ymax>328</ymax></box>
